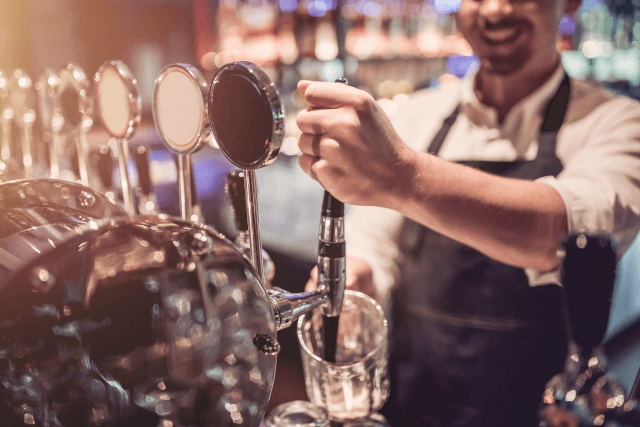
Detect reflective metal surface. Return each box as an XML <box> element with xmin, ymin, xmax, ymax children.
<box><xmin>153</xmin><ymin>64</ymin><xmax>210</xmax><ymax>156</ymax></box>
<box><xmin>208</xmin><ymin>61</ymin><xmax>284</xmax><ymax>171</ymax></box>
<box><xmin>208</xmin><ymin>62</ymin><xmax>285</xmax><ymax>287</ymax></box>
<box><xmin>10</xmin><ymin>70</ymin><xmax>37</xmax><ymax>179</ymax></box>
<box><xmin>94</xmin><ymin>60</ymin><xmax>141</xmax><ymax>140</ymax></box>
<box><xmin>0</xmin><ymin>69</ymin><xmax>18</xmax><ymax>181</ymax></box>
<box><xmin>153</xmin><ymin>64</ymin><xmax>210</xmax><ymax>222</ymax></box>
<box><xmin>37</xmin><ymin>68</ymin><xmax>62</xmax><ymax>179</ymax></box>
<box><xmin>0</xmin><ymin>179</ymin><xmax>277</xmax><ymax>426</ymax></box>
<box><xmin>94</xmin><ymin>60</ymin><xmax>142</xmax><ymax>217</ymax></box>
<box><xmin>57</xmin><ymin>64</ymin><xmax>92</xmax><ymax>132</ymax></box>
<box><xmin>0</xmin><ymin>179</ymin><xmax>125</xmax><ymax>281</ymax></box>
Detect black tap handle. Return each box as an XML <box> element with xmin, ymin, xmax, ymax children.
<box><xmin>562</xmin><ymin>234</ymin><xmax>616</xmax><ymax>353</ymax></box>
<box><xmin>322</xmin><ymin>77</ymin><xmax>348</xmax><ymax>218</ymax></box>
<box><xmin>94</xmin><ymin>145</ymin><xmax>113</xmax><ymax>189</ymax></box>
<box><xmin>226</xmin><ymin>170</ymin><xmax>249</xmax><ymax>232</ymax></box>
<box><xmin>190</xmin><ymin>161</ymin><xmax>198</xmax><ymax>207</ymax></box>
<box><xmin>134</xmin><ymin>146</ymin><xmax>153</xmax><ymax>196</ymax></box>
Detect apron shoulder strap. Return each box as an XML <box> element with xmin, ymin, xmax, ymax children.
<box><xmin>427</xmin><ymin>104</ymin><xmax>462</xmax><ymax>155</ymax></box>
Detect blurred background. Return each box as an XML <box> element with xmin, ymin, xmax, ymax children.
<box><xmin>1</xmin><ymin>0</ymin><xmax>640</xmax><ymax>411</ymax></box>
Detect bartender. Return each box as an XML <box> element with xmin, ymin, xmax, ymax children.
<box><xmin>296</xmin><ymin>0</ymin><xmax>640</xmax><ymax>425</ymax></box>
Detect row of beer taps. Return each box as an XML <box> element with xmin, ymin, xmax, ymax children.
<box><xmin>0</xmin><ymin>59</ymin><xmax>344</xmax><ymax>340</ymax></box>
<box><xmin>0</xmin><ymin>63</ymin><xmax>160</xmax><ymax>217</ymax></box>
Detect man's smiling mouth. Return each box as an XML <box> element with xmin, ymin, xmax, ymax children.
<box><xmin>480</xmin><ymin>22</ymin><xmax>526</xmax><ymax>44</ymax></box>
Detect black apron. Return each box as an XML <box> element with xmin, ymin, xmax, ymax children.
<box><xmin>380</xmin><ymin>75</ymin><xmax>571</xmax><ymax>427</ymax></box>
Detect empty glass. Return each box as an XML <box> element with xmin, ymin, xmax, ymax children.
<box><xmin>342</xmin><ymin>413</ymin><xmax>390</xmax><ymax>427</ymax></box>
<box><xmin>297</xmin><ymin>290</ymin><xmax>390</xmax><ymax>422</ymax></box>
<box><xmin>265</xmin><ymin>400</ymin><xmax>330</xmax><ymax>427</ymax></box>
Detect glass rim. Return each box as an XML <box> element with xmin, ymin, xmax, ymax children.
<box><xmin>296</xmin><ymin>289</ymin><xmax>388</xmax><ymax>366</ymax></box>
<box><xmin>267</xmin><ymin>400</ymin><xmax>329</xmax><ymax>427</ymax></box>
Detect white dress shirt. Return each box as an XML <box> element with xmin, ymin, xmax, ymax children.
<box><xmin>346</xmin><ymin>66</ymin><xmax>640</xmax><ymax>304</ymax></box>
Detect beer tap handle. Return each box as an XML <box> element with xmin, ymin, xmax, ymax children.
<box><xmin>134</xmin><ymin>145</ymin><xmax>158</xmax><ymax>215</ymax></box>
<box><xmin>319</xmin><ymin>77</ymin><xmax>349</xmax><ymax>319</ymax></box>
<box><xmin>226</xmin><ymin>170</ymin><xmax>275</xmax><ymax>286</ymax></box>
<box><xmin>49</xmin><ymin>114</ymin><xmax>64</xmax><ymax>179</ymax></box>
<box><xmin>190</xmin><ymin>159</ymin><xmax>203</xmax><ymax>222</ymax></box>
<box><xmin>226</xmin><ymin>170</ymin><xmax>249</xmax><ymax>235</ymax></box>
<box><xmin>562</xmin><ymin>234</ymin><xmax>616</xmax><ymax>356</ymax></box>
<box><xmin>94</xmin><ymin>144</ymin><xmax>114</xmax><ymax>191</ymax></box>
<box><xmin>135</xmin><ymin>145</ymin><xmax>153</xmax><ymax>197</ymax></box>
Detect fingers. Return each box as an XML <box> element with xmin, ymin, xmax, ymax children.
<box><xmin>298</xmin><ymin>80</ymin><xmax>370</xmax><ymax>110</ymax></box>
<box><xmin>296</xmin><ymin>107</ymin><xmax>343</xmax><ymax>135</ymax></box>
<box><xmin>298</xmin><ymin>154</ymin><xmax>322</xmax><ymax>182</ymax></box>
<box><xmin>298</xmin><ymin>133</ymin><xmax>322</xmax><ymax>157</ymax></box>
<box><xmin>298</xmin><ymin>133</ymin><xmax>340</xmax><ymax>159</ymax></box>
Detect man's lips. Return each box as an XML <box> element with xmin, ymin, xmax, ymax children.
<box><xmin>479</xmin><ymin>21</ymin><xmax>526</xmax><ymax>44</ymax></box>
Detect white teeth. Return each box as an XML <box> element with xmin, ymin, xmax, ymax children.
<box><xmin>483</xmin><ymin>26</ymin><xmax>520</xmax><ymax>42</ymax></box>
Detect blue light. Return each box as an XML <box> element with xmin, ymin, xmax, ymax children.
<box><xmin>356</xmin><ymin>0</ymin><xmax>381</xmax><ymax>17</ymax></box>
<box><xmin>446</xmin><ymin>54</ymin><xmax>479</xmax><ymax>78</ymax></box>
<box><xmin>363</xmin><ymin>1</ymin><xmax>381</xmax><ymax>17</ymax></box>
<box><xmin>559</xmin><ymin>15</ymin><xmax>576</xmax><ymax>36</ymax></box>
<box><xmin>279</xmin><ymin>0</ymin><xmax>297</xmax><ymax>12</ymax></box>
<box><xmin>309</xmin><ymin>0</ymin><xmax>328</xmax><ymax>17</ymax></box>
<box><xmin>580</xmin><ymin>0</ymin><xmax>601</xmax><ymax>12</ymax></box>
<box><xmin>434</xmin><ymin>0</ymin><xmax>461</xmax><ymax>14</ymax></box>
<box><xmin>322</xmin><ymin>60</ymin><xmax>345</xmax><ymax>82</ymax></box>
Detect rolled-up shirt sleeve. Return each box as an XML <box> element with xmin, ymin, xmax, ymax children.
<box><xmin>530</xmin><ymin>96</ymin><xmax>640</xmax><ymax>286</ymax></box>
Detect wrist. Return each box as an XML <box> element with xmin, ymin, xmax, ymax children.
<box><xmin>381</xmin><ymin>147</ymin><xmax>425</xmax><ymax>212</ymax></box>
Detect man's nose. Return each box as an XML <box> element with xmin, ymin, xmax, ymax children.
<box><xmin>478</xmin><ymin>0</ymin><xmax>515</xmax><ymax>23</ymax></box>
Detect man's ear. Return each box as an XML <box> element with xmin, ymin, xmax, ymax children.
<box><xmin>565</xmin><ymin>0</ymin><xmax>582</xmax><ymax>15</ymax></box>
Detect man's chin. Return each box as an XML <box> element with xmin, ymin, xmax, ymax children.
<box><xmin>480</xmin><ymin>55</ymin><xmax>527</xmax><ymax>75</ymax></box>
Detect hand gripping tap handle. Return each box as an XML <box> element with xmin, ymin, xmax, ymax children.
<box><xmin>318</xmin><ymin>77</ymin><xmax>349</xmax><ymax>319</ymax></box>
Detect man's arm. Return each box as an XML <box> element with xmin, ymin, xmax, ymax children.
<box><xmin>296</xmin><ymin>80</ymin><xmax>567</xmax><ymax>272</ymax></box>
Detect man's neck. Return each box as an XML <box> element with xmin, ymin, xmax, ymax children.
<box><xmin>474</xmin><ymin>54</ymin><xmax>561</xmax><ymax>122</ymax></box>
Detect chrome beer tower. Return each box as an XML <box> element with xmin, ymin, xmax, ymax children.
<box><xmin>206</xmin><ymin>61</ymin><xmax>347</xmax><ymax>331</ymax></box>
<box><xmin>539</xmin><ymin>234</ymin><xmax>640</xmax><ymax>426</ymax></box>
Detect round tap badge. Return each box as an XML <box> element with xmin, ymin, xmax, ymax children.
<box><xmin>57</xmin><ymin>63</ymin><xmax>92</xmax><ymax>132</ymax></box>
<box><xmin>152</xmin><ymin>64</ymin><xmax>210</xmax><ymax>155</ymax></box>
<box><xmin>94</xmin><ymin>60</ymin><xmax>141</xmax><ymax>139</ymax></box>
<box><xmin>208</xmin><ymin>61</ymin><xmax>284</xmax><ymax>170</ymax></box>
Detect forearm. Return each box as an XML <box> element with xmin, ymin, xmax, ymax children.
<box><xmin>385</xmin><ymin>151</ymin><xmax>568</xmax><ymax>271</ymax></box>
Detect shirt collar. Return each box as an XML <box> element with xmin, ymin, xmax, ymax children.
<box><xmin>459</xmin><ymin>63</ymin><xmax>567</xmax><ymax>129</ymax></box>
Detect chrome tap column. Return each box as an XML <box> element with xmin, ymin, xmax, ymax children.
<box><xmin>58</xmin><ymin>63</ymin><xmax>93</xmax><ymax>186</ymax></box>
<box><xmin>10</xmin><ymin>70</ymin><xmax>37</xmax><ymax>179</ymax></box>
<box><xmin>37</xmin><ymin>68</ymin><xmax>62</xmax><ymax>179</ymax></box>
<box><xmin>226</xmin><ymin>169</ymin><xmax>275</xmax><ymax>288</ymax></box>
<box><xmin>209</xmin><ymin>61</ymin><xmax>284</xmax><ymax>286</ymax></box>
<box><xmin>209</xmin><ymin>62</ymin><xmax>350</xmax><ymax>331</ymax></box>
<box><xmin>153</xmin><ymin>64</ymin><xmax>210</xmax><ymax>222</ymax></box>
<box><xmin>0</xmin><ymin>70</ymin><xmax>17</xmax><ymax>181</ymax></box>
<box><xmin>94</xmin><ymin>60</ymin><xmax>141</xmax><ymax>217</ymax></box>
